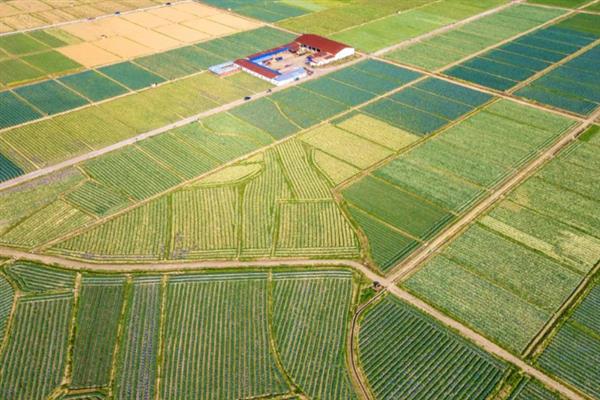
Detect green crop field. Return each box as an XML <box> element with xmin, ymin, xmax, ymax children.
<box><xmin>359</xmin><ymin>295</ymin><xmax>508</xmax><ymax>399</ymax></box>
<box><xmin>71</xmin><ymin>275</ymin><xmax>126</xmax><ymax>389</ymax></box>
<box><xmin>536</xmin><ymin>284</ymin><xmax>600</xmax><ymax>399</ymax></box>
<box><xmin>0</xmin><ymin>2</ymin><xmax>598</xmax><ymax>398</ymax></box>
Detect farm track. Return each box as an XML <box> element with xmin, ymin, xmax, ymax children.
<box><xmin>1</xmin><ymin>4</ymin><xmax>599</xmax><ymax>400</ymax></box>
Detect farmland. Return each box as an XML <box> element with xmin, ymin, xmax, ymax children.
<box><xmin>403</xmin><ymin>128</ymin><xmax>600</xmax><ymax>354</ymax></box>
<box><xmin>0</xmin><ymin>1</ymin><xmax>599</xmax><ymax>399</ymax></box>
<box><xmin>535</xmin><ymin>282</ymin><xmax>600</xmax><ymax>399</ymax></box>
<box><xmin>0</xmin><ymin>265</ymin><xmax>368</xmax><ymax>398</ymax></box>
<box><xmin>358</xmin><ymin>295</ymin><xmax>509</xmax><ymax>400</ymax></box>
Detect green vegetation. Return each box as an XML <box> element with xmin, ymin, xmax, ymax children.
<box><xmin>387</xmin><ymin>5</ymin><xmax>565</xmax><ymax>70</ymax></box>
<box><xmin>0</xmin><ymin>293</ymin><xmax>73</xmax><ymax>399</ymax></box>
<box><xmin>161</xmin><ymin>273</ymin><xmax>287</xmax><ymax>398</ymax></box>
<box><xmin>537</xmin><ymin>284</ymin><xmax>600</xmax><ymax>399</ymax></box>
<box><xmin>114</xmin><ymin>277</ymin><xmax>161</xmax><ymax>400</ymax></box>
<box><xmin>71</xmin><ymin>275</ymin><xmax>126</xmax><ymax>389</ymax></box>
<box><xmin>5</xmin><ymin>261</ymin><xmax>75</xmax><ymax>292</ymax></box>
<box><xmin>0</xmin><ymin>275</ymin><xmax>14</xmax><ymax>341</ymax></box>
<box><xmin>359</xmin><ymin>295</ymin><xmax>508</xmax><ymax>399</ymax></box>
<box><xmin>272</xmin><ymin>271</ymin><xmax>357</xmax><ymax>399</ymax></box>
<box><xmin>507</xmin><ymin>377</ymin><xmax>561</xmax><ymax>400</ymax></box>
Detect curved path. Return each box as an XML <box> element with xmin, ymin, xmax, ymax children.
<box><xmin>0</xmin><ymin>245</ymin><xmax>589</xmax><ymax>400</ymax></box>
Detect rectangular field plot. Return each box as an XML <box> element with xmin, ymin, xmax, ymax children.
<box><xmin>0</xmin><ymin>293</ymin><xmax>73</xmax><ymax>400</ymax></box>
<box><xmin>0</xmin><ymin>90</ymin><xmax>42</xmax><ymax>129</ymax></box>
<box><xmin>334</xmin><ymin>113</ymin><xmax>420</xmax><ymax>151</ymax></box>
<box><xmin>65</xmin><ymin>181</ymin><xmax>131</xmax><ymax>217</ymax></box>
<box><xmin>331</xmin><ymin>0</ymin><xmax>507</xmax><ymax>52</ymax></box>
<box><xmin>272</xmin><ymin>271</ymin><xmax>357</xmax><ymax>399</ymax></box>
<box><xmin>230</xmin><ymin>98</ymin><xmax>301</xmax><ymax>139</ymax></box>
<box><xmin>515</xmin><ymin>46</ymin><xmax>600</xmax><ymax>116</ymax></box>
<box><xmin>269</xmin><ymin>87</ymin><xmax>347</xmax><ymax>129</ymax></box>
<box><xmin>14</xmin><ymin>80</ymin><xmax>89</xmax><ymax>115</ymax></box>
<box><xmin>98</xmin><ymin>61</ymin><xmax>166</xmax><ymax>90</ymax></box>
<box><xmin>0</xmin><ymin>58</ymin><xmax>45</xmax><ymax>86</ymax></box>
<box><xmin>59</xmin><ymin>70</ymin><xmax>129</xmax><ymax>102</ymax></box>
<box><xmin>71</xmin><ymin>275</ymin><xmax>126</xmax><ymax>389</ymax></box>
<box><xmin>342</xmin><ymin>175</ymin><xmax>454</xmax><ymax>241</ymax></box>
<box><xmin>482</xmin><ymin>201</ymin><xmax>600</xmax><ymax>273</ymax></box>
<box><xmin>362</xmin><ymin>77</ymin><xmax>490</xmax><ymax>136</ymax></box>
<box><xmin>114</xmin><ymin>277</ymin><xmax>161</xmax><ymax>400</ymax></box>
<box><xmin>21</xmin><ymin>50</ymin><xmax>81</xmax><ymax>74</ymax></box>
<box><xmin>444</xmin><ymin>17</ymin><xmax>599</xmax><ymax>91</ymax></box>
<box><xmin>274</xmin><ymin>200</ymin><xmax>359</xmax><ymax>258</ymax></box>
<box><xmin>51</xmin><ymin>197</ymin><xmax>170</xmax><ymax>262</ymax></box>
<box><xmin>170</xmin><ymin>187</ymin><xmax>239</xmax><ymax>259</ymax></box>
<box><xmin>348</xmin><ymin>206</ymin><xmax>419</xmax><ymax>273</ymax></box>
<box><xmin>160</xmin><ymin>273</ymin><xmax>288</xmax><ymax>399</ymax></box>
<box><xmin>386</xmin><ymin>5</ymin><xmax>565</xmax><ymax>71</ymax></box>
<box><xmin>359</xmin><ymin>295</ymin><xmax>508</xmax><ymax>400</ymax></box>
<box><xmin>326</xmin><ymin>60</ymin><xmax>420</xmax><ymax>95</ymax></box>
<box><xmin>404</xmin><ymin>254</ymin><xmax>550</xmax><ymax>353</ymax></box>
<box><xmin>536</xmin><ymin>284</ymin><xmax>600</xmax><ymax>400</ymax></box>
<box><xmin>300</xmin><ymin>124</ymin><xmax>393</xmax><ymax>169</ymax></box>
<box><xmin>82</xmin><ymin>146</ymin><xmax>182</xmax><ymax>201</ymax></box>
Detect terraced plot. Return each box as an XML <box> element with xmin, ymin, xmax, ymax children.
<box><xmin>359</xmin><ymin>295</ymin><xmax>509</xmax><ymax>400</ymax></box>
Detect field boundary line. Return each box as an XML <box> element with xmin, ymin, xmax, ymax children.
<box><xmin>387</xmin><ymin>106</ymin><xmax>600</xmax><ymax>283</ymax></box>
<box><xmin>348</xmin><ymin>291</ymin><xmax>385</xmax><ymax>400</ymax></box>
<box><xmin>386</xmin><ymin>285</ymin><xmax>588</xmax><ymax>400</ymax></box>
<box><xmin>28</xmin><ymin>57</ymin><xmax>443</xmax><ymax>253</ymax></box>
<box><xmin>523</xmin><ymin>260</ymin><xmax>600</xmax><ymax>358</ymax></box>
<box><xmin>0</xmin><ymin>53</ymin><xmax>371</xmax><ymax>192</ymax></box>
<box><xmin>374</xmin><ymin>55</ymin><xmax>586</xmax><ymax>121</ymax></box>
<box><xmin>373</xmin><ymin>0</ymin><xmax>523</xmax><ymax>56</ymax></box>
<box><xmin>0</xmin><ymin>246</ymin><xmax>590</xmax><ymax>400</ymax></box>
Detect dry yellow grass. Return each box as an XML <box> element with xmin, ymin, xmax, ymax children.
<box><xmin>147</xmin><ymin>6</ymin><xmax>191</xmax><ymax>23</ymax></box>
<box><xmin>182</xmin><ymin>18</ymin><xmax>235</xmax><ymax>36</ymax></box>
<box><xmin>122</xmin><ymin>11</ymin><xmax>170</xmax><ymax>28</ymax></box>
<box><xmin>94</xmin><ymin>36</ymin><xmax>152</xmax><ymax>58</ymax></box>
<box><xmin>154</xmin><ymin>23</ymin><xmax>210</xmax><ymax>43</ymax></box>
<box><xmin>0</xmin><ymin>3</ymin><xmax>19</xmax><ymax>17</ymax></box>
<box><xmin>7</xmin><ymin>0</ymin><xmax>51</xmax><ymax>13</ymax></box>
<box><xmin>58</xmin><ymin>42</ymin><xmax>121</xmax><ymax>67</ymax></box>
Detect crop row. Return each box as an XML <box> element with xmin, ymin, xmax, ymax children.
<box><xmin>386</xmin><ymin>4</ymin><xmax>565</xmax><ymax>71</ymax></box>
<box><xmin>5</xmin><ymin>261</ymin><xmax>75</xmax><ymax>292</ymax></box>
<box><xmin>272</xmin><ymin>272</ymin><xmax>357</xmax><ymax>399</ymax></box>
<box><xmin>537</xmin><ymin>284</ymin><xmax>600</xmax><ymax>399</ymax></box>
<box><xmin>71</xmin><ymin>275</ymin><xmax>126</xmax><ymax>388</ymax></box>
<box><xmin>359</xmin><ymin>295</ymin><xmax>508</xmax><ymax>400</ymax></box>
<box><xmin>0</xmin><ymin>293</ymin><xmax>73</xmax><ymax>399</ymax></box>
<box><xmin>403</xmin><ymin>130</ymin><xmax>600</xmax><ymax>354</ymax></box>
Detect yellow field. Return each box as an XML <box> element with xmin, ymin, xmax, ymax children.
<box><xmin>55</xmin><ymin>2</ymin><xmax>262</xmax><ymax>67</ymax></box>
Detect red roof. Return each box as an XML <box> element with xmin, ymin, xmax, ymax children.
<box><xmin>295</xmin><ymin>34</ymin><xmax>350</xmax><ymax>55</ymax></box>
<box><xmin>234</xmin><ymin>59</ymin><xmax>278</xmax><ymax>79</ymax></box>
